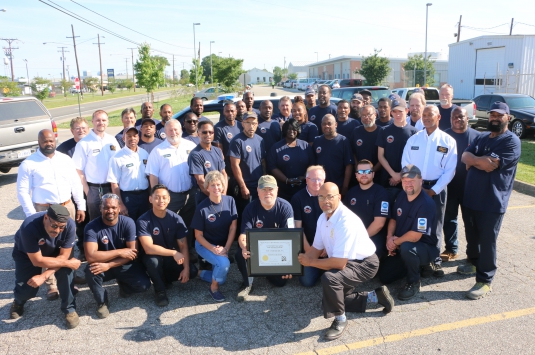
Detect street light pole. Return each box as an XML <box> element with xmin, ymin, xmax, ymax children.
<box><xmin>23</xmin><ymin>59</ymin><xmax>29</xmax><ymax>88</ymax></box>
<box><xmin>193</xmin><ymin>23</ymin><xmax>200</xmax><ymax>92</ymax></box>
<box><xmin>57</xmin><ymin>46</ymin><xmax>69</xmax><ymax>81</ymax></box>
<box><xmin>210</xmin><ymin>41</ymin><xmax>215</xmax><ymax>85</ymax></box>
<box><xmin>424</xmin><ymin>3</ymin><xmax>432</xmax><ymax>86</ymax></box>
<box><xmin>67</xmin><ymin>24</ymin><xmax>83</xmax><ymax>99</ymax></box>
<box><xmin>128</xmin><ymin>47</ymin><xmax>136</xmax><ymax>92</ymax></box>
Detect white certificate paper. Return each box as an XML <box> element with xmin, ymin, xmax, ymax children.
<box><xmin>258</xmin><ymin>239</ymin><xmax>292</xmax><ymax>266</ymax></box>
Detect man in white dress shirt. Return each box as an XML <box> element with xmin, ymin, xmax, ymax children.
<box><xmin>72</xmin><ymin>110</ymin><xmax>120</xmax><ymax>222</ymax></box>
<box><xmin>17</xmin><ymin>129</ymin><xmax>86</xmax><ymax>300</ymax></box>
<box><xmin>402</xmin><ymin>105</ymin><xmax>457</xmax><ymax>276</ymax></box>
<box><xmin>107</xmin><ymin>126</ymin><xmax>150</xmax><ymax>221</ymax></box>
<box><xmin>298</xmin><ymin>182</ymin><xmax>394</xmax><ymax>341</ymax></box>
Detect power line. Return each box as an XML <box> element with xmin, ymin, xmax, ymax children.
<box><xmin>69</xmin><ymin>0</ymin><xmax>193</xmax><ymax>50</ymax></box>
<box><xmin>461</xmin><ymin>23</ymin><xmax>509</xmax><ymax>30</ymax></box>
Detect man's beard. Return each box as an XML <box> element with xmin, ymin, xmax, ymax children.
<box><xmin>350</xmin><ymin>109</ymin><xmax>360</xmax><ymax>118</ymax></box>
<box><xmin>487</xmin><ymin>120</ymin><xmax>507</xmax><ymax>132</ymax></box>
<box><xmin>39</xmin><ymin>146</ymin><xmax>55</xmax><ymax>155</ymax></box>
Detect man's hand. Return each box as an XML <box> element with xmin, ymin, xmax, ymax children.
<box><xmin>27</xmin><ymin>274</ymin><xmax>47</xmax><ymax>288</ymax></box>
<box><xmin>213</xmin><ymin>245</ymin><xmax>227</xmax><ymax>256</ymax></box>
<box><xmin>281</xmin><ymin>274</ymin><xmax>293</xmax><ymax>279</ymax></box>
<box><xmin>89</xmin><ymin>262</ymin><xmax>110</xmax><ymax>275</ymax></box>
<box><xmin>68</xmin><ymin>258</ymin><xmax>82</xmax><ymax>270</ymax></box>
<box><xmin>319</xmin><ymin>249</ymin><xmax>328</xmax><ymax>258</ymax></box>
<box><xmin>118</xmin><ymin>248</ymin><xmax>137</xmax><ymax>260</ymax></box>
<box><xmin>173</xmin><ymin>251</ymin><xmax>185</xmax><ymax>265</ymax></box>
<box><xmin>119</xmin><ymin>203</ymin><xmax>129</xmax><ymax>216</ymax></box>
<box><xmin>298</xmin><ymin>253</ymin><xmax>312</xmax><ymax>266</ymax></box>
<box><xmin>240</xmin><ymin>186</ymin><xmax>250</xmax><ymax>200</ymax></box>
<box><xmin>386</xmin><ymin>236</ymin><xmax>398</xmax><ymax>253</ymax></box>
<box><xmin>75</xmin><ymin>210</ymin><xmax>85</xmax><ymax>223</ymax></box>
<box><xmin>483</xmin><ymin>157</ymin><xmax>500</xmax><ymax>172</ymax></box>
<box><xmin>389</xmin><ymin>172</ymin><xmax>401</xmax><ymax>186</ymax></box>
<box><xmin>178</xmin><ymin>267</ymin><xmax>190</xmax><ymax>283</ymax></box>
<box><xmin>424</xmin><ymin>188</ymin><xmax>436</xmax><ymax>197</ymax></box>
<box><xmin>241</xmin><ymin>247</ymin><xmax>250</xmax><ymax>260</ymax></box>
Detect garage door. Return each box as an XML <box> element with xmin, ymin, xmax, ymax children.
<box><xmin>474</xmin><ymin>47</ymin><xmax>506</xmax><ymax>97</ymax></box>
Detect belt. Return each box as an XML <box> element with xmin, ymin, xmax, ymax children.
<box><xmin>121</xmin><ymin>189</ymin><xmax>149</xmax><ymax>195</ymax></box>
<box><xmin>169</xmin><ymin>190</ymin><xmax>188</xmax><ymax>194</ymax></box>
<box><xmin>35</xmin><ymin>200</ymin><xmax>71</xmax><ymax>207</ymax></box>
<box><xmin>423</xmin><ymin>179</ymin><xmax>438</xmax><ymax>186</ymax></box>
<box><xmin>87</xmin><ymin>182</ymin><xmax>111</xmax><ymax>188</ymax></box>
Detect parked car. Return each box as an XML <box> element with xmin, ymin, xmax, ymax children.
<box><xmin>297</xmin><ymin>78</ymin><xmax>320</xmax><ymax>91</ymax></box>
<box><xmin>472</xmin><ymin>93</ymin><xmax>535</xmax><ymax>138</ymax></box>
<box><xmin>391</xmin><ymin>87</ymin><xmax>440</xmax><ymax>101</ymax></box>
<box><xmin>0</xmin><ymin>97</ymin><xmax>57</xmax><ymax>173</ymax></box>
<box><xmin>193</xmin><ymin>86</ymin><xmax>231</xmax><ymax>101</ymax></box>
<box><xmin>338</xmin><ymin>79</ymin><xmax>365</xmax><ymax>87</ymax></box>
<box><xmin>331</xmin><ymin>86</ymin><xmax>391</xmax><ymax>108</ymax></box>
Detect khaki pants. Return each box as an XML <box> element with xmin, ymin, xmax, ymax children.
<box><xmin>34</xmin><ymin>201</ymin><xmax>76</xmax><ymax>291</ymax></box>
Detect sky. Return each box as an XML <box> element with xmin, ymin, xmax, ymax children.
<box><xmin>1</xmin><ymin>0</ymin><xmax>535</xmax><ymax>81</ymax></box>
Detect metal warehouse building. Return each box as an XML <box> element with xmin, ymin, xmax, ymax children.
<box><xmin>448</xmin><ymin>35</ymin><xmax>535</xmax><ymax>99</ymax></box>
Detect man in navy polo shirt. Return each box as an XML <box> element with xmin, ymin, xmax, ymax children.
<box><xmin>308</xmin><ymin>85</ymin><xmax>337</xmax><ymax>128</ymax></box>
<box><xmin>214</xmin><ymin>102</ymin><xmax>242</xmax><ymax>178</ymax></box>
<box><xmin>138</xmin><ymin>118</ymin><xmax>164</xmax><ymax>154</ymax></box>
<box><xmin>272</xmin><ymin>96</ymin><xmax>293</xmax><ymax>122</ymax></box>
<box><xmin>182</xmin><ymin>113</ymin><xmax>201</xmax><ymax>145</ymax></box>
<box><xmin>438</xmin><ymin>84</ymin><xmax>458</xmax><ymax>131</ymax></box>
<box><xmin>458</xmin><ymin>101</ymin><xmax>521</xmax><ymax>300</ymax></box>
<box><xmin>336</xmin><ymin>99</ymin><xmax>360</xmax><ymax>138</ymax></box>
<box><xmin>137</xmin><ymin>185</ymin><xmax>198</xmax><ymax>306</ymax></box>
<box><xmin>314</xmin><ymin>114</ymin><xmax>353</xmax><ymax>196</ymax></box>
<box><xmin>442</xmin><ymin>107</ymin><xmax>480</xmax><ymax>262</ymax></box>
<box><xmin>188</xmin><ymin>120</ymin><xmax>227</xmax><ymax>203</ymax></box>
<box><xmin>243</xmin><ymin>91</ymin><xmax>261</xmax><ymax>115</ymax></box>
<box><xmin>291</xmin><ymin>165</ymin><xmax>325</xmax><ymax>287</ymax></box>
<box><xmin>343</xmin><ymin>160</ymin><xmax>390</xmax><ymax>259</ymax></box>
<box><xmin>349</xmin><ymin>93</ymin><xmax>364</xmax><ymax>121</ymax></box>
<box><xmin>10</xmin><ymin>205</ymin><xmax>81</xmax><ymax>329</ymax></box>
<box><xmin>155</xmin><ymin>104</ymin><xmax>173</xmax><ymax>140</ymax></box>
<box><xmin>84</xmin><ymin>194</ymin><xmax>151</xmax><ymax>319</ymax></box>
<box><xmin>134</xmin><ymin>102</ymin><xmax>160</xmax><ymax>128</ymax></box>
<box><xmin>350</xmin><ymin>105</ymin><xmax>382</xmax><ymax>176</ymax></box>
<box><xmin>256</xmin><ymin>100</ymin><xmax>282</xmax><ymax>153</ymax></box>
<box><xmin>236</xmin><ymin>175</ymin><xmax>294</xmax><ymax>301</ymax></box>
<box><xmin>378</xmin><ymin>165</ymin><xmax>438</xmax><ymax>301</ymax></box>
<box><xmin>376</xmin><ymin>97</ymin><xmax>394</xmax><ymax>127</ymax></box>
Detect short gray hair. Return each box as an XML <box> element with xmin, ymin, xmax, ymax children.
<box><xmin>100</xmin><ymin>193</ymin><xmax>120</xmax><ymax>209</ymax></box>
<box><xmin>204</xmin><ymin>170</ymin><xmax>227</xmax><ymax>190</ymax></box>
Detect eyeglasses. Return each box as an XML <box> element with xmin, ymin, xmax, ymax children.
<box><xmin>357</xmin><ymin>169</ymin><xmax>373</xmax><ymax>175</ymax></box>
<box><xmin>361</xmin><ymin>114</ymin><xmax>375</xmax><ymax>118</ymax></box>
<box><xmin>318</xmin><ymin>194</ymin><xmax>337</xmax><ymax>202</ymax></box>
<box><xmin>186</xmin><ymin>119</ymin><xmax>198</xmax><ymax>124</ymax></box>
<box><xmin>306</xmin><ymin>178</ymin><xmax>323</xmax><ymax>183</ymax></box>
<box><xmin>201</xmin><ymin>131</ymin><xmax>214</xmax><ymax>135</ymax></box>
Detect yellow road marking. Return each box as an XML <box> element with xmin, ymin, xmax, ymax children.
<box><xmin>507</xmin><ymin>205</ymin><xmax>535</xmax><ymax>210</ymax></box>
<box><xmin>295</xmin><ymin>307</ymin><xmax>535</xmax><ymax>355</ymax></box>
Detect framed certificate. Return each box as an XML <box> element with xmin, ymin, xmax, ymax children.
<box><xmin>246</xmin><ymin>228</ymin><xmax>303</xmax><ymax>276</ymax></box>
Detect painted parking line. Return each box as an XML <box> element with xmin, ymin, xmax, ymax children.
<box><xmin>507</xmin><ymin>205</ymin><xmax>535</xmax><ymax>210</ymax></box>
<box><xmin>296</xmin><ymin>307</ymin><xmax>535</xmax><ymax>355</ymax></box>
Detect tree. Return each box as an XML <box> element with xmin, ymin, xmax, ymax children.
<box><xmin>273</xmin><ymin>66</ymin><xmax>288</xmax><ymax>84</ymax></box>
<box><xmin>200</xmin><ymin>54</ymin><xmax>219</xmax><ymax>83</ymax></box>
<box><xmin>288</xmin><ymin>73</ymin><xmax>298</xmax><ymax>80</ymax></box>
<box><xmin>213</xmin><ymin>57</ymin><xmax>245</xmax><ymax>91</ymax></box>
<box><xmin>134</xmin><ymin>43</ymin><xmax>169</xmax><ymax>102</ymax></box>
<box><xmin>403</xmin><ymin>54</ymin><xmax>436</xmax><ymax>87</ymax></box>
<box><xmin>107</xmin><ymin>79</ymin><xmax>117</xmax><ymax>94</ymax></box>
<box><xmin>122</xmin><ymin>79</ymin><xmax>134</xmax><ymax>91</ymax></box>
<box><xmin>355</xmin><ymin>49</ymin><xmax>391</xmax><ymax>86</ymax></box>
<box><xmin>31</xmin><ymin>77</ymin><xmax>51</xmax><ymax>101</ymax></box>
<box><xmin>60</xmin><ymin>79</ymin><xmax>71</xmax><ymax>97</ymax></box>
<box><xmin>179</xmin><ymin>69</ymin><xmax>190</xmax><ymax>85</ymax></box>
<box><xmin>0</xmin><ymin>77</ymin><xmax>21</xmax><ymax>97</ymax></box>
<box><xmin>189</xmin><ymin>58</ymin><xmax>205</xmax><ymax>86</ymax></box>
<box><xmin>83</xmin><ymin>77</ymin><xmax>99</xmax><ymax>93</ymax></box>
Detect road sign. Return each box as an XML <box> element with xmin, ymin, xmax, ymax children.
<box><xmin>107</xmin><ymin>69</ymin><xmax>114</xmax><ymax>79</ymax></box>
<box><xmin>74</xmin><ymin>77</ymin><xmax>80</xmax><ymax>90</ymax></box>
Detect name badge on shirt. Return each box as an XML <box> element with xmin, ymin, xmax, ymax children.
<box><xmin>143</xmin><ymin>159</ymin><xmax>147</xmax><ymax>164</ymax></box>
<box><xmin>163</xmin><ymin>154</ymin><xmax>171</xmax><ymax>158</ymax></box>
<box><xmin>110</xmin><ymin>145</ymin><xmax>116</xmax><ymax>151</ymax></box>
<box><xmin>126</xmin><ymin>163</ymin><xmax>134</xmax><ymax>168</ymax></box>
<box><xmin>186</xmin><ymin>150</ymin><xmax>192</xmax><ymax>154</ymax></box>
<box><xmin>92</xmin><ymin>149</ymin><xmax>100</xmax><ymax>154</ymax></box>
<box><xmin>437</xmin><ymin>146</ymin><xmax>448</xmax><ymax>154</ymax></box>
<box><xmin>411</xmin><ymin>146</ymin><xmax>419</xmax><ymax>150</ymax></box>
<box><xmin>380</xmin><ymin>201</ymin><xmax>389</xmax><ymax>214</ymax></box>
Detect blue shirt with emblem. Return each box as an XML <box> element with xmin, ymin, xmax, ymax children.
<box><xmin>444</xmin><ymin>127</ymin><xmax>481</xmax><ymax>193</ymax></box>
<box><xmin>138</xmin><ymin>137</ymin><xmax>164</xmax><ymax>154</ymax></box>
<box><xmin>393</xmin><ymin>190</ymin><xmax>437</xmax><ymax>247</ymax></box>
<box><xmin>188</xmin><ymin>144</ymin><xmax>225</xmax><ymax>179</ymax></box>
<box><xmin>343</xmin><ymin>184</ymin><xmax>390</xmax><ymax>237</ymax></box>
<box><xmin>256</xmin><ymin>118</ymin><xmax>282</xmax><ymax>153</ymax></box>
<box><xmin>84</xmin><ymin>215</ymin><xmax>136</xmax><ymax>251</ymax></box>
<box><xmin>376</xmin><ymin>124</ymin><xmax>418</xmax><ymax>186</ymax></box>
<box><xmin>290</xmin><ymin>188</ymin><xmax>322</xmax><ymax>245</ymax></box>
<box><xmin>299</xmin><ymin>121</ymin><xmax>319</xmax><ymax>144</ymax></box>
<box><xmin>350</xmin><ymin>126</ymin><xmax>381</xmax><ymax>166</ymax></box>
<box><xmin>191</xmin><ymin>195</ymin><xmax>238</xmax><ymax>245</ymax></box>
<box><xmin>308</xmin><ymin>104</ymin><xmax>337</xmax><ymax>128</ymax></box>
<box><xmin>214</xmin><ymin>120</ymin><xmax>242</xmax><ymax>175</ymax></box>
<box><xmin>313</xmin><ymin>134</ymin><xmax>354</xmax><ymax>190</ymax></box>
<box><xmin>241</xmin><ymin>197</ymin><xmax>294</xmax><ymax>234</ymax></box>
<box><xmin>336</xmin><ymin>117</ymin><xmax>361</xmax><ymax>139</ymax></box>
<box><xmin>267</xmin><ymin>139</ymin><xmax>314</xmax><ymax>181</ymax></box>
<box><xmin>136</xmin><ymin>209</ymin><xmax>188</xmax><ymax>250</ymax></box>
<box><xmin>228</xmin><ymin>132</ymin><xmax>265</xmax><ymax>188</ymax></box>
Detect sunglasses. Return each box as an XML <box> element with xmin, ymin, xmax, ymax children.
<box><xmin>357</xmin><ymin>169</ymin><xmax>373</xmax><ymax>175</ymax></box>
<box><xmin>201</xmin><ymin>131</ymin><xmax>214</xmax><ymax>135</ymax></box>
<box><xmin>186</xmin><ymin>119</ymin><xmax>198</xmax><ymax>124</ymax></box>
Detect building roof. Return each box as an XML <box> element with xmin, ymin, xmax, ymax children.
<box><xmin>449</xmin><ymin>34</ymin><xmax>535</xmax><ymax>47</ymax></box>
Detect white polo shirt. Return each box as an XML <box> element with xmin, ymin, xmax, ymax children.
<box><xmin>107</xmin><ymin>146</ymin><xmax>150</xmax><ymax>192</ymax></box>
<box><xmin>313</xmin><ymin>203</ymin><xmax>376</xmax><ymax>260</ymax></box>
<box><xmin>401</xmin><ymin>128</ymin><xmax>457</xmax><ymax>194</ymax></box>
<box><xmin>145</xmin><ymin>138</ymin><xmax>197</xmax><ymax>193</ymax></box>
<box><xmin>17</xmin><ymin>150</ymin><xmax>86</xmax><ymax>217</ymax></box>
<box><xmin>72</xmin><ymin>130</ymin><xmax>120</xmax><ymax>184</ymax></box>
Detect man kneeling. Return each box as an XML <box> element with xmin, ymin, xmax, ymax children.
<box><xmin>298</xmin><ymin>182</ymin><xmax>394</xmax><ymax>341</ymax></box>
<box><xmin>85</xmin><ymin>194</ymin><xmax>151</xmax><ymax>318</ymax></box>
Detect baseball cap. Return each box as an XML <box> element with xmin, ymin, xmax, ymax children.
<box><xmin>488</xmin><ymin>101</ymin><xmax>510</xmax><ymax>115</ymax></box>
<box><xmin>359</xmin><ymin>89</ymin><xmax>372</xmax><ymax>96</ymax></box>
<box><xmin>123</xmin><ymin>126</ymin><xmax>139</xmax><ymax>135</ymax></box>
<box><xmin>244</xmin><ymin>111</ymin><xmax>258</xmax><ymax>120</ymax></box>
<box><xmin>258</xmin><ymin>175</ymin><xmax>277</xmax><ymax>189</ymax></box>
<box><xmin>391</xmin><ymin>97</ymin><xmax>407</xmax><ymax>111</ymax></box>
<box><xmin>400</xmin><ymin>164</ymin><xmax>422</xmax><ymax>179</ymax></box>
<box><xmin>141</xmin><ymin>118</ymin><xmax>156</xmax><ymax>126</ymax></box>
<box><xmin>305</xmin><ymin>87</ymin><xmax>315</xmax><ymax>96</ymax></box>
<box><xmin>47</xmin><ymin>204</ymin><xmax>70</xmax><ymax>223</ymax></box>
<box><xmin>351</xmin><ymin>93</ymin><xmax>364</xmax><ymax>102</ymax></box>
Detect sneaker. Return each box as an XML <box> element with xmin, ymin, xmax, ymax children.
<box><xmin>237</xmin><ymin>279</ymin><xmax>254</xmax><ymax>302</ymax></box>
<box><xmin>209</xmin><ymin>288</ymin><xmax>226</xmax><ymax>302</ymax></box>
<box><xmin>375</xmin><ymin>286</ymin><xmax>395</xmax><ymax>314</ymax></box>
<box><xmin>96</xmin><ymin>302</ymin><xmax>109</xmax><ymax>319</ymax></box>
<box><xmin>324</xmin><ymin>319</ymin><xmax>348</xmax><ymax>341</ymax></box>
<box><xmin>9</xmin><ymin>301</ymin><xmax>23</xmax><ymax>319</ymax></box>
<box><xmin>74</xmin><ymin>274</ymin><xmax>86</xmax><ymax>285</ymax></box>
<box><xmin>457</xmin><ymin>263</ymin><xmax>477</xmax><ymax>275</ymax></box>
<box><xmin>440</xmin><ymin>251</ymin><xmax>458</xmax><ymax>262</ymax></box>
<box><xmin>466</xmin><ymin>282</ymin><xmax>492</xmax><ymax>300</ymax></box>
<box><xmin>118</xmin><ymin>282</ymin><xmax>132</xmax><ymax>298</ymax></box>
<box><xmin>398</xmin><ymin>281</ymin><xmax>421</xmax><ymax>301</ymax></box>
<box><xmin>420</xmin><ymin>264</ymin><xmax>434</xmax><ymax>278</ymax></box>
<box><xmin>47</xmin><ymin>288</ymin><xmax>59</xmax><ymax>301</ymax></box>
<box><xmin>433</xmin><ymin>263</ymin><xmax>445</xmax><ymax>278</ymax></box>
<box><xmin>155</xmin><ymin>291</ymin><xmax>169</xmax><ymax>307</ymax></box>
<box><xmin>65</xmin><ymin>311</ymin><xmax>80</xmax><ymax>329</ymax></box>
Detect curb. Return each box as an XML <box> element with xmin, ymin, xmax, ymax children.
<box><xmin>514</xmin><ymin>179</ymin><xmax>535</xmax><ymax>197</ymax></box>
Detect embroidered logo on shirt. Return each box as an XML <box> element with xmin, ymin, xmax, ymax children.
<box><xmin>304</xmin><ymin>206</ymin><xmax>312</xmax><ymax>214</ymax></box>
<box><xmin>381</xmin><ymin>201</ymin><xmax>389</xmax><ymax>214</ymax></box>
<box><xmin>310</xmin><ymin>115</ymin><xmax>316</xmax><ymax>121</ymax></box>
<box><xmin>260</xmin><ymin>127</ymin><xmax>267</xmax><ymax>133</ymax></box>
<box><xmin>143</xmin><ymin>159</ymin><xmax>147</xmax><ymax>164</ymax></box>
<box><xmin>126</xmin><ymin>163</ymin><xmax>134</xmax><ymax>168</ymax></box>
<box><xmin>246</xmin><ymin>145</ymin><xmax>252</xmax><ymax>153</ymax></box>
<box><xmin>38</xmin><ymin>238</ymin><xmax>45</xmax><ymax>246</ymax></box>
<box><xmin>204</xmin><ymin>161</ymin><xmax>212</xmax><ymax>169</ymax></box>
<box><xmin>330</xmin><ymin>229</ymin><xmax>334</xmax><ymax>239</ymax></box>
<box><xmin>153</xmin><ymin>227</ymin><xmax>160</xmax><ymax>236</ymax></box>
<box><xmin>207</xmin><ymin>214</ymin><xmax>216</xmax><ymax>222</ymax></box>
<box><xmin>102</xmin><ymin>235</ymin><xmax>109</xmax><ymax>244</ymax></box>
<box><xmin>356</xmin><ymin>139</ymin><xmax>363</xmax><ymax>146</ymax></box>
<box><xmin>316</xmin><ymin>146</ymin><xmax>322</xmax><ymax>154</ymax></box>
<box><xmin>163</xmin><ymin>154</ymin><xmax>171</xmax><ymax>158</ymax></box>
<box><xmin>417</xmin><ymin>218</ymin><xmax>427</xmax><ymax>232</ymax></box>
<box><xmin>350</xmin><ymin>198</ymin><xmax>356</xmax><ymax>205</ymax></box>
<box><xmin>186</xmin><ymin>150</ymin><xmax>191</xmax><ymax>154</ymax></box>
<box><xmin>283</xmin><ymin>154</ymin><xmax>290</xmax><ymax>161</ymax></box>
<box><xmin>160</xmin><ymin>132</ymin><xmax>166</xmax><ymax>139</ymax></box>
<box><xmin>227</xmin><ymin>132</ymin><xmax>233</xmax><ymax>139</ymax></box>
<box><xmin>110</xmin><ymin>145</ymin><xmax>116</xmax><ymax>151</ymax></box>
<box><xmin>437</xmin><ymin>146</ymin><xmax>448</xmax><ymax>153</ymax></box>
<box><xmin>397</xmin><ymin>208</ymin><xmax>402</xmax><ymax>216</ymax></box>
<box><xmin>387</xmin><ymin>135</ymin><xmax>394</xmax><ymax>143</ymax></box>
<box><xmin>411</xmin><ymin>146</ymin><xmax>419</xmax><ymax>150</ymax></box>
<box><xmin>255</xmin><ymin>220</ymin><xmax>264</xmax><ymax>228</ymax></box>
<box><xmin>490</xmin><ymin>152</ymin><xmax>500</xmax><ymax>159</ymax></box>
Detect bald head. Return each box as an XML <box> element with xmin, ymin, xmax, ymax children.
<box><xmin>451</xmin><ymin>106</ymin><xmax>468</xmax><ymax>133</ymax></box>
<box><xmin>321</xmin><ymin>114</ymin><xmax>337</xmax><ymax>138</ymax></box>
<box><xmin>38</xmin><ymin>129</ymin><xmax>56</xmax><ymax>156</ymax></box>
<box><xmin>141</xmin><ymin>101</ymin><xmax>154</xmax><ymax>118</ymax></box>
<box><xmin>318</xmin><ymin>182</ymin><xmax>341</xmax><ymax>215</ymax></box>
<box><xmin>422</xmin><ymin>105</ymin><xmax>441</xmax><ymax>132</ymax></box>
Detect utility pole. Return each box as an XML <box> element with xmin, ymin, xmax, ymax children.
<box><xmin>172</xmin><ymin>54</ymin><xmax>175</xmax><ymax>85</ymax></box>
<box><xmin>510</xmin><ymin>18</ymin><xmax>514</xmax><ymax>35</ymax></box>
<box><xmin>457</xmin><ymin>15</ymin><xmax>462</xmax><ymax>42</ymax></box>
<box><xmin>125</xmin><ymin>58</ymin><xmax>129</xmax><ymax>79</ymax></box>
<box><xmin>128</xmin><ymin>47</ymin><xmax>136</xmax><ymax>92</ymax></box>
<box><xmin>67</xmin><ymin>25</ymin><xmax>83</xmax><ymax>99</ymax></box>
<box><xmin>1</xmin><ymin>38</ymin><xmax>19</xmax><ymax>81</ymax></box>
<box><xmin>58</xmin><ymin>46</ymin><xmax>69</xmax><ymax>80</ymax></box>
<box><xmin>94</xmin><ymin>34</ymin><xmax>105</xmax><ymax>96</ymax></box>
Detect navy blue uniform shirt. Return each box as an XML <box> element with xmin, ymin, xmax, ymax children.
<box><xmin>336</xmin><ymin>117</ymin><xmax>361</xmax><ymax>139</ymax></box>
<box><xmin>182</xmin><ymin>132</ymin><xmax>200</xmax><ymax>145</ymax></box>
<box><xmin>343</xmin><ymin>184</ymin><xmax>390</xmax><ymax>235</ymax></box>
<box><xmin>313</xmin><ymin>134</ymin><xmax>353</xmax><ymax>190</ymax></box>
<box><xmin>438</xmin><ymin>104</ymin><xmax>458</xmax><ymax>131</ymax></box>
<box><xmin>214</xmin><ymin>120</ymin><xmax>242</xmax><ymax>175</ymax></box>
<box><xmin>299</xmin><ymin>121</ymin><xmax>319</xmax><ymax>144</ymax></box>
<box><xmin>376</xmin><ymin>118</ymin><xmax>393</xmax><ymax>127</ymax></box>
<box><xmin>267</xmin><ymin>139</ymin><xmax>314</xmax><ymax>180</ymax></box>
<box><xmin>191</xmin><ymin>195</ymin><xmax>238</xmax><ymax>245</ymax></box>
<box><xmin>308</xmin><ymin>104</ymin><xmax>337</xmax><ymax>128</ymax></box>
<box><xmin>56</xmin><ymin>138</ymin><xmax>78</xmax><ymax>158</ymax></box>
<box><xmin>85</xmin><ymin>215</ymin><xmax>136</xmax><ymax>251</ymax></box>
<box><xmin>393</xmin><ymin>191</ymin><xmax>437</xmax><ymax>247</ymax></box>
<box><xmin>188</xmin><ymin>144</ymin><xmax>225</xmax><ymax>178</ymax></box>
<box><xmin>228</xmin><ymin>132</ymin><xmax>265</xmax><ymax>188</ymax></box>
<box><xmin>256</xmin><ymin>118</ymin><xmax>282</xmax><ymax>153</ymax></box>
<box><xmin>444</xmin><ymin>127</ymin><xmax>481</xmax><ymax>193</ymax></box>
<box><xmin>138</xmin><ymin>137</ymin><xmax>164</xmax><ymax>154</ymax></box>
<box><xmin>241</xmin><ymin>197</ymin><xmax>294</xmax><ymax>234</ymax></box>
<box><xmin>137</xmin><ymin>209</ymin><xmax>188</xmax><ymax>250</ymax></box>
<box><xmin>350</xmin><ymin>126</ymin><xmax>381</xmax><ymax>166</ymax></box>
<box><xmin>376</xmin><ymin>124</ymin><xmax>418</xmax><ymax>185</ymax></box>
<box><xmin>291</xmin><ymin>188</ymin><xmax>322</xmax><ymax>245</ymax></box>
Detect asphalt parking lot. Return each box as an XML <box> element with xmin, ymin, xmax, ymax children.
<box><xmin>2</xmin><ymin>165</ymin><xmax>535</xmax><ymax>355</ymax></box>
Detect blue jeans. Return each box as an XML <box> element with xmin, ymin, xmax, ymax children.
<box><xmin>299</xmin><ymin>266</ymin><xmax>323</xmax><ymax>287</ymax></box>
<box><xmin>195</xmin><ymin>241</ymin><xmax>231</xmax><ymax>285</ymax></box>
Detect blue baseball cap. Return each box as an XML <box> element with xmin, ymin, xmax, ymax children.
<box><xmin>305</xmin><ymin>87</ymin><xmax>315</xmax><ymax>96</ymax></box>
<box><xmin>488</xmin><ymin>101</ymin><xmax>510</xmax><ymax>115</ymax></box>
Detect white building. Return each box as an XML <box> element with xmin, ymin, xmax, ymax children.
<box><xmin>238</xmin><ymin>68</ymin><xmax>273</xmax><ymax>85</ymax></box>
<box><xmin>448</xmin><ymin>35</ymin><xmax>535</xmax><ymax>99</ymax></box>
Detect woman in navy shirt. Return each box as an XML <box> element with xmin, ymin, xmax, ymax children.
<box><xmin>191</xmin><ymin>171</ymin><xmax>237</xmax><ymax>302</ymax></box>
<box><xmin>292</xmin><ymin>97</ymin><xmax>319</xmax><ymax>145</ymax></box>
<box><xmin>267</xmin><ymin>118</ymin><xmax>315</xmax><ymax>201</ymax></box>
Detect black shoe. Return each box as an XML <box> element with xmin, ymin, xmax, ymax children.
<box><xmin>375</xmin><ymin>286</ymin><xmax>394</xmax><ymax>314</ymax></box>
<box><xmin>420</xmin><ymin>264</ymin><xmax>434</xmax><ymax>278</ymax></box>
<box><xmin>433</xmin><ymin>263</ymin><xmax>445</xmax><ymax>278</ymax></box>
<box><xmin>324</xmin><ymin>319</ymin><xmax>348</xmax><ymax>341</ymax></box>
<box><xmin>198</xmin><ymin>258</ymin><xmax>212</xmax><ymax>271</ymax></box>
<box><xmin>118</xmin><ymin>282</ymin><xmax>132</xmax><ymax>298</ymax></box>
<box><xmin>398</xmin><ymin>281</ymin><xmax>421</xmax><ymax>301</ymax></box>
<box><xmin>9</xmin><ymin>301</ymin><xmax>23</xmax><ymax>319</ymax></box>
<box><xmin>237</xmin><ymin>281</ymin><xmax>253</xmax><ymax>302</ymax></box>
<box><xmin>189</xmin><ymin>248</ymin><xmax>199</xmax><ymax>264</ymax></box>
<box><xmin>155</xmin><ymin>291</ymin><xmax>169</xmax><ymax>307</ymax></box>
<box><xmin>74</xmin><ymin>274</ymin><xmax>86</xmax><ymax>285</ymax></box>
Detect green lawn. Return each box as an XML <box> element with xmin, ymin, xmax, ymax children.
<box><xmin>517</xmin><ymin>140</ymin><xmax>535</xmax><ymax>185</ymax></box>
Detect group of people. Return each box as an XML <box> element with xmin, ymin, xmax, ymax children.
<box><xmin>11</xmin><ymin>83</ymin><xmax>520</xmax><ymax>340</ymax></box>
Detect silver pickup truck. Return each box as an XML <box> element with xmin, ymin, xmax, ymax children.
<box><xmin>0</xmin><ymin>97</ymin><xmax>57</xmax><ymax>173</ymax></box>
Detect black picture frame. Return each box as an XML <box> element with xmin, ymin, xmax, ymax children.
<box><xmin>246</xmin><ymin>228</ymin><xmax>304</xmax><ymax>276</ymax></box>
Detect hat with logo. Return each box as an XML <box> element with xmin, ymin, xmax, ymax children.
<box><xmin>141</xmin><ymin>118</ymin><xmax>157</xmax><ymax>126</ymax></box>
<box><xmin>391</xmin><ymin>96</ymin><xmax>407</xmax><ymax>111</ymax></box>
<box><xmin>244</xmin><ymin>111</ymin><xmax>258</xmax><ymax>120</ymax></box>
<box><xmin>258</xmin><ymin>175</ymin><xmax>277</xmax><ymax>189</ymax></box>
<box><xmin>400</xmin><ymin>164</ymin><xmax>422</xmax><ymax>179</ymax></box>
<box><xmin>305</xmin><ymin>87</ymin><xmax>315</xmax><ymax>96</ymax></box>
<box><xmin>351</xmin><ymin>93</ymin><xmax>364</xmax><ymax>102</ymax></box>
<box><xmin>488</xmin><ymin>101</ymin><xmax>510</xmax><ymax>115</ymax></box>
